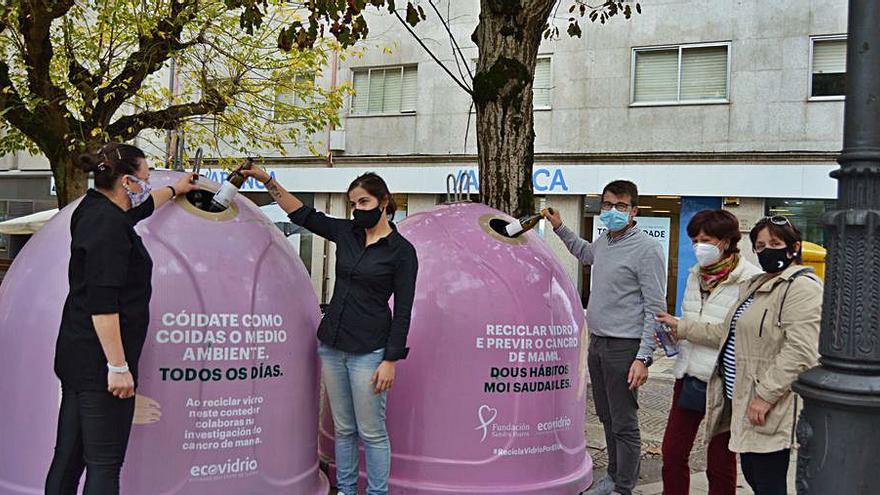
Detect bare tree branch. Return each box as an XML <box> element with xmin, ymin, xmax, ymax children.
<box><xmin>390</xmin><ymin>7</ymin><xmax>472</xmax><ymax>95</ymax></box>
<box><xmin>93</xmin><ymin>0</ymin><xmax>201</xmax><ymax>126</ymax></box>
<box><xmin>63</xmin><ymin>18</ymin><xmax>99</xmax><ymax>112</ymax></box>
<box><xmin>430</xmin><ymin>0</ymin><xmax>473</xmax><ymax>83</ymax></box>
<box><xmin>18</xmin><ymin>0</ymin><xmax>75</xmax><ymax>102</ymax></box>
<box><xmin>0</xmin><ymin>60</ymin><xmax>46</xmax><ymax>148</ymax></box>
<box><xmin>0</xmin><ymin>0</ymin><xmax>13</xmax><ymax>33</ymax></box>
<box><xmin>106</xmin><ymin>94</ymin><xmax>229</xmax><ymax>142</ymax></box>
<box><xmin>98</xmin><ymin>6</ymin><xmax>123</xmax><ymax>77</ymax></box>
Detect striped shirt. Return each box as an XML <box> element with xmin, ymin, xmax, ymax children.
<box><xmin>721</xmin><ymin>295</ymin><xmax>754</xmax><ymax>400</ymax></box>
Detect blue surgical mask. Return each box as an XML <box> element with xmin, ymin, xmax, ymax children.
<box><xmin>124</xmin><ymin>175</ymin><xmax>152</xmax><ymax>208</ymax></box>
<box><xmin>599</xmin><ymin>209</ymin><xmax>630</xmax><ymax>232</ymax></box>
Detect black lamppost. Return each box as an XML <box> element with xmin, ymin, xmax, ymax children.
<box><xmin>792</xmin><ymin>1</ymin><xmax>880</xmax><ymax>493</ymax></box>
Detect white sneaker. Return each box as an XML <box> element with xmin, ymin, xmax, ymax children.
<box><xmin>584</xmin><ymin>474</ymin><xmax>615</xmax><ymax>495</ymax></box>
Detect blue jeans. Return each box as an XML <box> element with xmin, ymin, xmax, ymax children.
<box><xmin>318</xmin><ymin>344</ymin><xmax>390</xmax><ymax>495</ymax></box>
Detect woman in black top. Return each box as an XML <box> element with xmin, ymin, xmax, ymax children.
<box><xmin>244</xmin><ymin>167</ymin><xmax>418</xmax><ymax>495</ymax></box>
<box><xmin>45</xmin><ymin>143</ymin><xmax>197</xmax><ymax>495</ymax></box>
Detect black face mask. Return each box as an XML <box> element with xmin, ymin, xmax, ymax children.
<box><xmin>757</xmin><ymin>247</ymin><xmax>794</xmax><ymax>273</ymax></box>
<box><xmin>352</xmin><ymin>206</ymin><xmax>383</xmax><ymax>228</ymax></box>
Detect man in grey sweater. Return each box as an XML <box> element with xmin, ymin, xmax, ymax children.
<box><xmin>545</xmin><ymin>180</ymin><xmax>666</xmax><ymax>495</ymax></box>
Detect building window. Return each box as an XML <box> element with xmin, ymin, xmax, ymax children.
<box><xmin>533</xmin><ymin>57</ymin><xmax>552</xmax><ymax>109</ymax></box>
<box><xmin>274</xmin><ymin>75</ymin><xmax>315</xmax><ymax>120</ymax></box>
<box><xmin>351</xmin><ymin>66</ymin><xmax>418</xmax><ymax>115</ymax></box>
<box><xmin>810</xmin><ymin>36</ymin><xmax>847</xmax><ymax>99</ymax></box>
<box><xmin>468</xmin><ymin>56</ymin><xmax>552</xmax><ymax>111</ymax></box>
<box><xmin>194</xmin><ymin>76</ymin><xmax>232</xmax><ymax>131</ymax></box>
<box><xmin>765</xmin><ymin>199</ymin><xmax>835</xmax><ymax>248</ymax></box>
<box><xmin>631</xmin><ymin>43</ymin><xmax>730</xmax><ymax>105</ymax></box>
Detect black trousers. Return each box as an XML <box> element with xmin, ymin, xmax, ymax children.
<box><xmin>588</xmin><ymin>336</ymin><xmax>642</xmax><ymax>495</ymax></box>
<box><xmin>740</xmin><ymin>449</ymin><xmax>791</xmax><ymax>495</ymax></box>
<box><xmin>45</xmin><ymin>387</ymin><xmax>135</xmax><ymax>495</ymax></box>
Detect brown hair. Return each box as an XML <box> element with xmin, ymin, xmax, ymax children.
<box><xmin>687</xmin><ymin>209</ymin><xmax>742</xmax><ymax>255</ymax></box>
<box><xmin>76</xmin><ymin>143</ymin><xmax>146</xmax><ymax>190</ymax></box>
<box><xmin>347</xmin><ymin>172</ymin><xmax>397</xmax><ymax>218</ymax></box>
<box><xmin>749</xmin><ymin>217</ymin><xmax>804</xmax><ymax>263</ymax></box>
<box><xmin>602</xmin><ymin>180</ymin><xmax>639</xmax><ymax>207</ymax></box>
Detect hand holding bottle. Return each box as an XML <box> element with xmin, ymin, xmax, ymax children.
<box><xmin>241</xmin><ymin>165</ymin><xmax>271</xmax><ymax>184</ymax></box>
<box><xmin>653</xmin><ymin>320</ymin><xmax>679</xmax><ymax>357</ymax></box>
<box><xmin>543</xmin><ymin>207</ymin><xmax>562</xmax><ymax>230</ymax></box>
<box><xmin>173</xmin><ymin>173</ymin><xmax>200</xmax><ymax>196</ymax></box>
<box><xmin>210</xmin><ymin>160</ymin><xmax>254</xmax><ymax>211</ymax></box>
<box><xmin>655</xmin><ymin>313</ymin><xmax>679</xmax><ymax>339</ymax></box>
<box><xmin>505</xmin><ymin>208</ymin><xmax>554</xmax><ymax>237</ymax></box>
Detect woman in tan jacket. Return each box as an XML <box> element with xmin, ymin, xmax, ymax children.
<box><xmin>657</xmin><ymin>216</ymin><xmax>822</xmax><ymax>495</ymax></box>
<box><xmin>662</xmin><ymin>210</ymin><xmax>761</xmax><ymax>495</ymax></box>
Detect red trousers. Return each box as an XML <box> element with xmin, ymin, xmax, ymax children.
<box><xmin>661</xmin><ymin>378</ymin><xmax>737</xmax><ymax>495</ymax></box>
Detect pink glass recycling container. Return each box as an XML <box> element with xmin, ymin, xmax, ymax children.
<box><xmin>0</xmin><ymin>170</ymin><xmax>328</xmax><ymax>494</ymax></box>
<box><xmin>319</xmin><ymin>202</ymin><xmax>592</xmax><ymax>494</ymax></box>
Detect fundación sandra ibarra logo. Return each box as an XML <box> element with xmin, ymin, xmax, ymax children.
<box><xmin>475</xmin><ymin>405</ymin><xmax>529</xmax><ymax>442</ymax></box>
<box><xmin>475</xmin><ymin>405</ymin><xmax>573</xmax><ymax>443</ymax></box>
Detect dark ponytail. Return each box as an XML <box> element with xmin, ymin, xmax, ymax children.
<box><xmin>76</xmin><ymin>143</ymin><xmax>146</xmax><ymax>190</ymax></box>
<box><xmin>347</xmin><ymin>172</ymin><xmax>397</xmax><ymax>219</ymax></box>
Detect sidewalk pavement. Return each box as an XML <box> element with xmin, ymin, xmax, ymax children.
<box><xmin>584</xmin><ymin>355</ymin><xmax>798</xmax><ymax>494</ymax></box>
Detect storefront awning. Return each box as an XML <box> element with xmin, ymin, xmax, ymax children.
<box><xmin>0</xmin><ymin>208</ymin><xmax>58</xmax><ymax>235</ymax></box>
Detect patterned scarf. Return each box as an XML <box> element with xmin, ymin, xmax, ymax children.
<box><xmin>699</xmin><ymin>253</ymin><xmax>739</xmax><ymax>295</ymax></box>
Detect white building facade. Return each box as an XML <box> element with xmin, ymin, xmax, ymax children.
<box><xmin>0</xmin><ymin>0</ymin><xmax>848</xmax><ymax>311</ymax></box>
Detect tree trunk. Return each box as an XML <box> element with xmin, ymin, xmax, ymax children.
<box><xmin>52</xmin><ymin>154</ymin><xmax>90</xmax><ymax>208</ymax></box>
<box><xmin>473</xmin><ymin>0</ymin><xmax>555</xmax><ymax>218</ymax></box>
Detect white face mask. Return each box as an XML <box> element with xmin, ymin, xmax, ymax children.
<box><xmin>693</xmin><ymin>242</ymin><xmax>723</xmax><ymax>267</ymax></box>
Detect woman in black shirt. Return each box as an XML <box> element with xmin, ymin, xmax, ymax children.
<box><xmin>45</xmin><ymin>143</ymin><xmax>198</xmax><ymax>495</ymax></box>
<box><xmin>244</xmin><ymin>167</ymin><xmax>418</xmax><ymax>495</ymax></box>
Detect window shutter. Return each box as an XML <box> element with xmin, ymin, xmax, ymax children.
<box><xmin>368</xmin><ymin>69</ymin><xmax>386</xmax><ymax>113</ymax></box>
<box><xmin>813</xmin><ymin>39</ymin><xmax>847</xmax><ymax>74</ymax></box>
<box><xmin>352</xmin><ymin>70</ymin><xmax>369</xmax><ymax>114</ymax></box>
<box><xmin>274</xmin><ymin>77</ymin><xmax>309</xmax><ymax>120</ymax></box>
<box><xmin>291</xmin><ymin>75</ymin><xmax>312</xmax><ymax>108</ymax></box>
<box><xmin>401</xmin><ymin>66</ymin><xmax>418</xmax><ymax>112</ymax></box>
<box><xmin>533</xmin><ymin>58</ymin><xmax>552</xmax><ymax>108</ymax></box>
<box><xmin>680</xmin><ymin>46</ymin><xmax>728</xmax><ymax>100</ymax></box>
<box><xmin>633</xmin><ymin>49</ymin><xmax>678</xmax><ymax>103</ymax></box>
<box><xmin>382</xmin><ymin>67</ymin><xmax>402</xmax><ymax>113</ymax></box>
<box><xmin>352</xmin><ymin>66</ymin><xmax>417</xmax><ymax>114</ymax></box>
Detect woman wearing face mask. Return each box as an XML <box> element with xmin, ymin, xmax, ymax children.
<box><xmin>660</xmin><ymin>210</ymin><xmax>760</xmax><ymax>495</ymax></box>
<box><xmin>243</xmin><ymin>167</ymin><xmax>418</xmax><ymax>495</ymax></box>
<box><xmin>46</xmin><ymin>143</ymin><xmax>198</xmax><ymax>494</ymax></box>
<box><xmin>657</xmin><ymin>216</ymin><xmax>822</xmax><ymax>495</ymax></box>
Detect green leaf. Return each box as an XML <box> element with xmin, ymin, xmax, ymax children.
<box><xmin>567</xmin><ymin>21</ymin><xmax>582</xmax><ymax>38</ymax></box>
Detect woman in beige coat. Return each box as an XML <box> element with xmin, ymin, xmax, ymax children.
<box><xmin>662</xmin><ymin>210</ymin><xmax>761</xmax><ymax>495</ymax></box>
<box><xmin>657</xmin><ymin>216</ymin><xmax>822</xmax><ymax>495</ymax></box>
